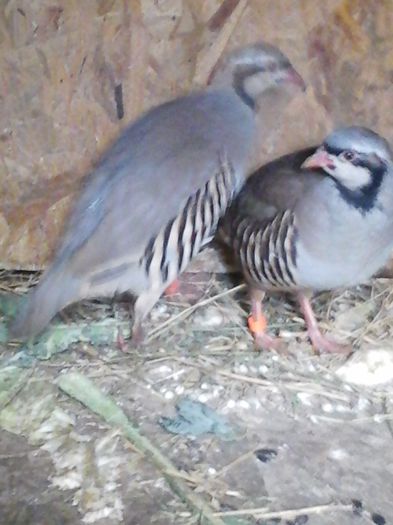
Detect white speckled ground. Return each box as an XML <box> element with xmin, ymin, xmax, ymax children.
<box><xmin>1</xmin><ymin>275</ymin><xmax>393</xmax><ymax>524</ymax></box>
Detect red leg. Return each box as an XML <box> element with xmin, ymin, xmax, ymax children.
<box><xmin>164</xmin><ymin>279</ymin><xmax>180</xmax><ymax>297</ymax></box>
<box><xmin>163</xmin><ymin>273</ymin><xmax>210</xmax><ymax>304</ymax></box>
<box><xmin>296</xmin><ymin>292</ymin><xmax>352</xmax><ymax>354</ymax></box>
<box><xmin>116</xmin><ymin>327</ymin><xmax>130</xmax><ymax>353</ymax></box>
<box><xmin>248</xmin><ymin>289</ymin><xmax>283</xmax><ymax>351</ymax></box>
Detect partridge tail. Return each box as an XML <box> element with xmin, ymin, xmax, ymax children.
<box><xmin>9</xmin><ymin>267</ymin><xmax>80</xmax><ymax>340</ymax></box>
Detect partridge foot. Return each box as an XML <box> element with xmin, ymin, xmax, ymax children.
<box><xmin>116</xmin><ymin>328</ymin><xmax>130</xmax><ymax>353</ymax></box>
<box><xmin>130</xmin><ymin>322</ymin><xmax>145</xmax><ymax>348</ymax></box>
<box><xmin>307</xmin><ymin>327</ymin><xmax>352</xmax><ymax>355</ymax></box>
<box><xmin>297</xmin><ymin>292</ymin><xmax>352</xmax><ymax>355</ymax></box>
<box><xmin>249</xmin><ymin>319</ymin><xmax>285</xmax><ymax>352</ymax></box>
<box><xmin>248</xmin><ymin>288</ymin><xmax>286</xmax><ymax>352</ymax></box>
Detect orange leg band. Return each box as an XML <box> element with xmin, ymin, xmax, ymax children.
<box><xmin>248</xmin><ymin>313</ymin><xmax>268</xmax><ymax>335</ymax></box>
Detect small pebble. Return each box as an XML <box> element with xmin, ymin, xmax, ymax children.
<box><xmin>238</xmin><ymin>364</ymin><xmax>249</xmax><ymax>374</ymax></box>
<box><xmin>371</xmin><ymin>513</ymin><xmax>386</xmax><ymax>525</ymax></box>
<box><xmin>351</xmin><ymin>499</ymin><xmax>363</xmax><ymax>516</ymax></box>
<box><xmin>237</xmin><ymin>400</ymin><xmax>250</xmax><ymax>410</ymax></box>
<box><xmin>286</xmin><ymin>517</ymin><xmax>308</xmax><ymax>525</ymax></box>
<box><xmin>226</xmin><ymin>400</ymin><xmax>236</xmax><ymax>409</ymax></box>
<box><xmin>255</xmin><ymin>448</ymin><xmax>278</xmax><ymax>463</ymax></box>
<box><xmin>175</xmin><ymin>385</ymin><xmax>184</xmax><ymax>395</ymax></box>
<box><xmin>207</xmin><ymin>467</ymin><xmax>217</xmax><ymax>476</ymax></box>
<box><xmin>322</xmin><ymin>402</ymin><xmax>334</xmax><ymax>413</ymax></box>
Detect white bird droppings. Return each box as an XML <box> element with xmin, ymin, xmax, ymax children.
<box><xmin>175</xmin><ymin>385</ymin><xmax>184</xmax><ymax>395</ymax></box>
<box><xmin>198</xmin><ymin>393</ymin><xmax>210</xmax><ymax>403</ymax></box>
<box><xmin>164</xmin><ymin>391</ymin><xmax>174</xmax><ymax>400</ymax></box>
<box><xmin>336</xmin><ymin>348</ymin><xmax>393</xmax><ymax>386</ymax></box>
<box><xmin>237</xmin><ymin>400</ymin><xmax>250</xmax><ymax>410</ymax></box>
<box><xmin>193</xmin><ymin>306</ymin><xmax>225</xmax><ymax>328</ymax></box>
<box><xmin>297</xmin><ymin>392</ymin><xmax>313</xmax><ymax>406</ymax></box>
<box><xmin>237</xmin><ymin>364</ymin><xmax>248</xmax><ymax>374</ymax></box>
<box><xmin>328</xmin><ymin>448</ymin><xmax>348</xmax><ymax>461</ymax></box>
<box><xmin>258</xmin><ymin>365</ymin><xmax>269</xmax><ymax>375</ymax></box>
<box><xmin>158</xmin><ymin>365</ymin><xmax>172</xmax><ymax>374</ymax></box>
<box><xmin>236</xmin><ymin>341</ymin><xmax>248</xmax><ymax>351</ymax></box>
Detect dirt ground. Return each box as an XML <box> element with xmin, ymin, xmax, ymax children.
<box><xmin>1</xmin><ymin>271</ymin><xmax>393</xmax><ymax>525</ymax></box>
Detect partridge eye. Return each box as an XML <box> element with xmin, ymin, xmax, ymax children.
<box><xmin>342</xmin><ymin>150</ymin><xmax>355</xmax><ymax>161</ymax></box>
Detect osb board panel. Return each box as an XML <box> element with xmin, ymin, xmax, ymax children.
<box><xmin>0</xmin><ymin>0</ymin><xmax>392</xmax><ymax>270</ymax></box>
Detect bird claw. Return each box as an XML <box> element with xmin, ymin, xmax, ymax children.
<box><xmin>308</xmin><ymin>330</ymin><xmax>352</xmax><ymax>355</ymax></box>
<box><xmin>131</xmin><ymin>324</ymin><xmax>145</xmax><ymax>348</ymax></box>
<box><xmin>116</xmin><ymin>324</ymin><xmax>145</xmax><ymax>352</ymax></box>
<box><xmin>253</xmin><ymin>332</ymin><xmax>286</xmax><ymax>353</ymax></box>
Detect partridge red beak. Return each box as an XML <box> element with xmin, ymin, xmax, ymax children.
<box><xmin>285</xmin><ymin>67</ymin><xmax>306</xmax><ymax>92</ymax></box>
<box><xmin>302</xmin><ymin>149</ymin><xmax>335</xmax><ymax>170</ymax></box>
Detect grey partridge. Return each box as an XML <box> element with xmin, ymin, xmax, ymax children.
<box><xmin>10</xmin><ymin>42</ymin><xmax>305</xmax><ymax>343</ymax></box>
<box><xmin>222</xmin><ymin>127</ymin><xmax>393</xmax><ymax>354</ymax></box>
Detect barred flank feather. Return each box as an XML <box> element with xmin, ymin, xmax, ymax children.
<box><xmin>141</xmin><ymin>156</ymin><xmax>237</xmax><ymax>294</ymax></box>
<box><xmin>230</xmin><ymin>210</ymin><xmax>299</xmax><ymax>290</ymax></box>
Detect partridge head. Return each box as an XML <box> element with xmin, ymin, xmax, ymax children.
<box><xmin>209</xmin><ymin>42</ymin><xmax>305</xmax><ymax>107</ymax></box>
<box><xmin>222</xmin><ymin>126</ymin><xmax>393</xmax><ymax>354</ymax></box>
<box><xmin>9</xmin><ymin>41</ymin><xmax>305</xmax><ymax>344</ymax></box>
<box><xmin>303</xmin><ymin>127</ymin><xmax>392</xmax><ymax>209</ymax></box>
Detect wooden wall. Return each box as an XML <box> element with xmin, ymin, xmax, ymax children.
<box><xmin>0</xmin><ymin>0</ymin><xmax>392</xmax><ymax>269</ymax></box>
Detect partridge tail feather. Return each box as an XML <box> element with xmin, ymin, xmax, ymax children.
<box><xmin>9</xmin><ymin>267</ymin><xmax>80</xmax><ymax>340</ymax></box>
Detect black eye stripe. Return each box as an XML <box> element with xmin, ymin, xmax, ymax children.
<box><xmin>324</xmin><ymin>144</ymin><xmax>342</xmax><ymax>156</ymax></box>
<box><xmin>324</xmin><ymin>144</ymin><xmax>386</xmax><ymax>172</ymax></box>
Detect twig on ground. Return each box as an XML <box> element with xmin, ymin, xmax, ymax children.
<box><xmin>57</xmin><ymin>372</ymin><xmax>226</xmax><ymax>525</ymax></box>
<box><xmin>215</xmin><ymin>502</ymin><xmax>353</xmax><ymax>519</ymax></box>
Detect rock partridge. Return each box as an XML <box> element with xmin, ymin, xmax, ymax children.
<box><xmin>10</xmin><ymin>42</ymin><xmax>305</xmax><ymax>343</ymax></box>
<box><xmin>222</xmin><ymin>127</ymin><xmax>393</xmax><ymax>353</ymax></box>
